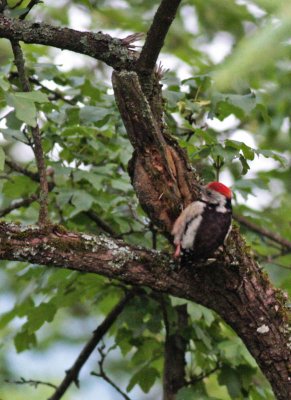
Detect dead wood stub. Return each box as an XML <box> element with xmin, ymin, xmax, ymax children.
<box><xmin>112</xmin><ymin>70</ymin><xmax>200</xmax><ymax>232</ymax></box>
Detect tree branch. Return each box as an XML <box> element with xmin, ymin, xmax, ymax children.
<box><xmin>5</xmin><ymin>159</ymin><xmax>39</xmax><ymax>181</ymax></box>
<box><xmin>0</xmin><ymin>222</ymin><xmax>289</xmax><ymax>400</ymax></box>
<box><xmin>9</xmin><ymin>73</ymin><xmax>77</xmax><ymax>105</ymax></box>
<box><xmin>112</xmin><ymin>70</ymin><xmax>198</xmax><ymax>232</ymax></box>
<box><xmin>0</xmin><ymin>194</ymin><xmax>38</xmax><ymax>217</ymax></box>
<box><xmin>48</xmin><ymin>290</ymin><xmax>135</xmax><ymax>400</ymax></box>
<box><xmin>4</xmin><ymin>161</ymin><xmax>117</xmax><ymax>234</ymax></box>
<box><xmin>84</xmin><ymin>210</ymin><xmax>118</xmax><ymax>238</ymax></box>
<box><xmin>91</xmin><ymin>345</ymin><xmax>132</xmax><ymax>400</ymax></box>
<box><xmin>163</xmin><ymin>303</ymin><xmax>187</xmax><ymax>400</ymax></box>
<box><xmin>0</xmin><ymin>15</ymin><xmax>136</xmax><ymax>70</ymax></box>
<box><xmin>234</xmin><ymin>213</ymin><xmax>291</xmax><ymax>250</ymax></box>
<box><xmin>5</xmin><ymin>377</ymin><xmax>57</xmax><ymax>389</ymax></box>
<box><xmin>187</xmin><ymin>362</ymin><xmax>222</xmax><ymax>385</ymax></box>
<box><xmin>10</xmin><ymin>40</ymin><xmax>49</xmax><ymax>226</ymax></box>
<box><xmin>19</xmin><ymin>0</ymin><xmax>41</xmax><ymax>20</ymax></box>
<box><xmin>136</xmin><ymin>0</ymin><xmax>182</xmax><ymax>74</ymax></box>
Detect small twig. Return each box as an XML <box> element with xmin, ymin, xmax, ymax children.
<box><xmin>267</xmin><ymin>262</ymin><xmax>291</xmax><ymax>271</ymax></box>
<box><xmin>5</xmin><ymin>159</ymin><xmax>39</xmax><ymax>181</ymax></box>
<box><xmin>9</xmin><ymin>73</ymin><xmax>76</xmax><ymax>105</ymax></box>
<box><xmin>91</xmin><ymin>346</ymin><xmax>132</xmax><ymax>400</ymax></box>
<box><xmin>5</xmin><ymin>377</ymin><xmax>57</xmax><ymax>389</ymax></box>
<box><xmin>187</xmin><ymin>362</ymin><xmax>222</xmax><ymax>385</ymax></box>
<box><xmin>258</xmin><ymin>254</ymin><xmax>291</xmax><ymax>271</ymax></box>
<box><xmin>234</xmin><ymin>213</ymin><xmax>291</xmax><ymax>250</ymax></box>
<box><xmin>47</xmin><ymin>291</ymin><xmax>135</xmax><ymax>400</ymax></box>
<box><xmin>19</xmin><ymin>0</ymin><xmax>42</xmax><ymax>20</ymax></box>
<box><xmin>127</xmin><ymin>203</ymin><xmax>148</xmax><ymax>227</ymax></box>
<box><xmin>149</xmin><ymin>223</ymin><xmax>157</xmax><ymax>250</ymax></box>
<box><xmin>5</xmin><ymin>161</ymin><xmax>122</xmax><ymax>234</ymax></box>
<box><xmin>0</xmin><ymin>194</ymin><xmax>38</xmax><ymax>217</ymax></box>
<box><xmin>10</xmin><ymin>40</ymin><xmax>49</xmax><ymax>226</ymax></box>
<box><xmin>118</xmin><ymin>228</ymin><xmax>147</xmax><ymax>238</ymax></box>
<box><xmin>121</xmin><ymin>32</ymin><xmax>144</xmax><ymax>49</ymax></box>
<box><xmin>213</xmin><ymin>156</ymin><xmax>224</xmax><ymax>182</ymax></box>
<box><xmin>2</xmin><ymin>161</ymin><xmax>54</xmax><ymax>218</ymax></box>
<box><xmin>136</xmin><ymin>0</ymin><xmax>182</xmax><ymax>74</ymax></box>
<box><xmin>85</xmin><ymin>210</ymin><xmax>118</xmax><ymax>237</ymax></box>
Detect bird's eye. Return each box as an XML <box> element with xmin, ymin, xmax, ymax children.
<box><xmin>206</xmin><ymin>190</ymin><xmax>212</xmax><ymax>196</ymax></box>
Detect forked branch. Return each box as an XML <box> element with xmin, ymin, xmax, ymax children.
<box><xmin>48</xmin><ymin>291</ymin><xmax>135</xmax><ymax>400</ymax></box>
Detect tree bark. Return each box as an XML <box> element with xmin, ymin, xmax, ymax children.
<box><xmin>163</xmin><ymin>304</ymin><xmax>188</xmax><ymax>400</ymax></box>
<box><xmin>0</xmin><ymin>222</ymin><xmax>289</xmax><ymax>399</ymax></box>
<box><xmin>0</xmin><ymin>10</ymin><xmax>290</xmax><ymax>400</ymax></box>
<box><xmin>0</xmin><ymin>15</ymin><xmax>135</xmax><ymax>70</ymax></box>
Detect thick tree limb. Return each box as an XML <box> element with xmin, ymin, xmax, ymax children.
<box><xmin>136</xmin><ymin>0</ymin><xmax>182</xmax><ymax>75</ymax></box>
<box><xmin>112</xmin><ymin>71</ymin><xmax>199</xmax><ymax>232</ymax></box>
<box><xmin>0</xmin><ymin>222</ymin><xmax>289</xmax><ymax>400</ymax></box>
<box><xmin>0</xmin><ymin>15</ymin><xmax>135</xmax><ymax>70</ymax></box>
<box><xmin>48</xmin><ymin>290</ymin><xmax>135</xmax><ymax>400</ymax></box>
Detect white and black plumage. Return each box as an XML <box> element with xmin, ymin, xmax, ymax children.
<box><xmin>172</xmin><ymin>181</ymin><xmax>232</xmax><ymax>265</ymax></box>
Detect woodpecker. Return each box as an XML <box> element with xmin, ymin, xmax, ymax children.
<box><xmin>172</xmin><ymin>181</ymin><xmax>232</xmax><ymax>265</ymax></box>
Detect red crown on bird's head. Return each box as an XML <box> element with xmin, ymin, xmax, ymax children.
<box><xmin>206</xmin><ymin>181</ymin><xmax>232</xmax><ymax>199</ymax></box>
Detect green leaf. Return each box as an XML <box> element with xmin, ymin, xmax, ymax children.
<box><xmin>25</xmin><ymin>302</ymin><xmax>57</xmax><ymax>334</ymax></box>
<box><xmin>218</xmin><ymin>338</ymin><xmax>248</xmax><ymax>366</ymax></box>
<box><xmin>6</xmin><ymin>93</ymin><xmax>36</xmax><ymax>127</ymax></box>
<box><xmin>177</xmin><ymin>387</ymin><xmax>199</xmax><ymax>400</ymax></box>
<box><xmin>176</xmin><ymin>383</ymin><xmax>218</xmax><ymax>400</ymax></box>
<box><xmin>115</xmin><ymin>327</ymin><xmax>133</xmax><ymax>356</ymax></box>
<box><xmin>3</xmin><ymin>175</ymin><xmax>37</xmax><ymax>198</ymax></box>
<box><xmin>0</xmin><ymin>146</ymin><xmax>5</xmax><ymax>171</ymax></box>
<box><xmin>0</xmin><ymin>309</ymin><xmax>17</xmax><ymax>329</ymax></box>
<box><xmin>13</xmin><ymin>91</ymin><xmax>49</xmax><ymax>103</ymax></box>
<box><xmin>239</xmin><ymin>155</ymin><xmax>250</xmax><ymax>175</ymax></box>
<box><xmin>212</xmin><ymin>93</ymin><xmax>256</xmax><ymax>120</ymax></box>
<box><xmin>131</xmin><ymin>338</ymin><xmax>161</xmax><ymax>366</ymax></box>
<box><xmin>126</xmin><ymin>366</ymin><xmax>159</xmax><ymax>393</ymax></box>
<box><xmin>193</xmin><ymin>325</ymin><xmax>212</xmax><ymax>350</ymax></box>
<box><xmin>73</xmin><ymin>170</ymin><xmax>103</xmax><ymax>190</ymax></box>
<box><xmin>79</xmin><ymin>106</ymin><xmax>110</xmax><ymax>123</ymax></box>
<box><xmin>14</xmin><ymin>331</ymin><xmax>37</xmax><ymax>353</ymax></box>
<box><xmin>4</xmin><ymin>110</ymin><xmax>23</xmax><ymax>129</ymax></box>
<box><xmin>71</xmin><ymin>190</ymin><xmax>95</xmax><ymax>215</ymax></box>
<box><xmin>0</xmin><ymin>128</ymin><xmax>27</xmax><ymax>142</ymax></box>
<box><xmin>256</xmin><ymin>149</ymin><xmax>286</xmax><ymax>166</ymax></box>
<box><xmin>218</xmin><ymin>366</ymin><xmax>242</xmax><ymax>398</ymax></box>
<box><xmin>5</xmin><ymin>92</ymin><xmax>49</xmax><ymax>127</ymax></box>
<box><xmin>0</xmin><ymin>76</ymin><xmax>9</xmax><ymax>91</ymax></box>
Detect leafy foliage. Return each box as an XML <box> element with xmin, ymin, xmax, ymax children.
<box><xmin>0</xmin><ymin>0</ymin><xmax>290</xmax><ymax>399</ymax></box>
